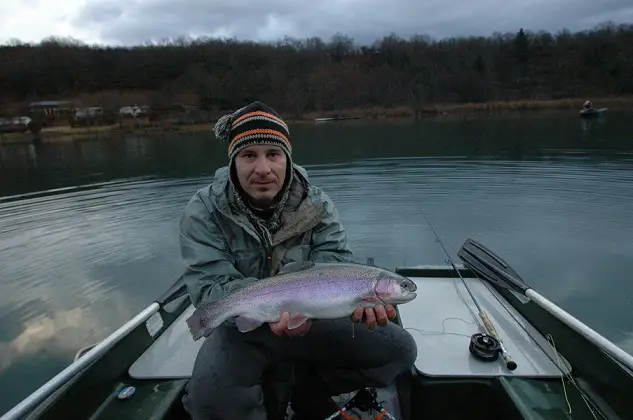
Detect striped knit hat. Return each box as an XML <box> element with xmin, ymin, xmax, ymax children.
<box><xmin>213</xmin><ymin>101</ymin><xmax>291</xmax><ymax>161</ymax></box>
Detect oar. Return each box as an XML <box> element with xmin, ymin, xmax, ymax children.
<box><xmin>457</xmin><ymin>238</ymin><xmax>633</xmax><ymax>372</ymax></box>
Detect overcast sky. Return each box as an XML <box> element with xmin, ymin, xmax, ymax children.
<box><xmin>1</xmin><ymin>0</ymin><xmax>632</xmax><ymax>46</ymax></box>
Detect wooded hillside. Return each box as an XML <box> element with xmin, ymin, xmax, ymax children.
<box><xmin>1</xmin><ymin>23</ymin><xmax>632</xmax><ymax>115</ymax></box>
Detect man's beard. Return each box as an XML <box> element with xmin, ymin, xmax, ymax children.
<box><xmin>230</xmin><ymin>157</ymin><xmax>292</xmax><ymax>214</ymax></box>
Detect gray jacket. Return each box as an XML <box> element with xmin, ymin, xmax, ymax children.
<box><xmin>179</xmin><ymin>163</ymin><xmax>355</xmax><ymax>307</ymax></box>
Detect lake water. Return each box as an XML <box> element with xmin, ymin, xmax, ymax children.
<box><xmin>1</xmin><ymin>113</ymin><xmax>632</xmax><ymax>415</ymax></box>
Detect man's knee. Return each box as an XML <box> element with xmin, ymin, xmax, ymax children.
<box><xmin>373</xmin><ymin>324</ymin><xmax>418</xmax><ymax>384</ymax></box>
<box><xmin>391</xmin><ymin>324</ymin><xmax>418</xmax><ymax>374</ymax></box>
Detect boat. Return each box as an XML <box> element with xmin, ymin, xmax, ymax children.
<box><xmin>579</xmin><ymin>108</ymin><xmax>608</xmax><ymax>118</ymax></box>
<box><xmin>2</xmin><ymin>237</ymin><xmax>633</xmax><ymax>420</ymax></box>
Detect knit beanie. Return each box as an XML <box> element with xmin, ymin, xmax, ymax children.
<box><xmin>212</xmin><ymin>101</ymin><xmax>293</xmax><ymax>236</ymax></box>
<box><xmin>213</xmin><ymin>101</ymin><xmax>292</xmax><ymax>161</ymax></box>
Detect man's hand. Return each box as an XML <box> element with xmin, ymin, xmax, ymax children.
<box><xmin>269</xmin><ymin>312</ymin><xmax>311</xmax><ymax>337</ymax></box>
<box><xmin>351</xmin><ymin>305</ymin><xmax>397</xmax><ymax>329</ymax></box>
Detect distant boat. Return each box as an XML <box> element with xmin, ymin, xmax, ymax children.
<box><xmin>579</xmin><ymin>107</ymin><xmax>607</xmax><ymax>118</ymax></box>
<box><xmin>314</xmin><ymin>116</ymin><xmax>360</xmax><ymax>123</ymax></box>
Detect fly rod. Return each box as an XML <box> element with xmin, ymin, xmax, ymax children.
<box><xmin>420</xmin><ymin>209</ymin><xmax>517</xmax><ymax>371</ymax></box>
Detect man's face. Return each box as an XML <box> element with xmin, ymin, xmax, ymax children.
<box><xmin>234</xmin><ymin>145</ymin><xmax>287</xmax><ymax>207</ymax></box>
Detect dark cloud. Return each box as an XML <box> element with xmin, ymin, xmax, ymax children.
<box><xmin>74</xmin><ymin>0</ymin><xmax>633</xmax><ymax>46</ymax></box>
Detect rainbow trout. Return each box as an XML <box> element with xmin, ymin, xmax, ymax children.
<box><xmin>186</xmin><ymin>261</ymin><xmax>418</xmax><ymax>341</ymax></box>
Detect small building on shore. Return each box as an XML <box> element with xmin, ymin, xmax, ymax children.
<box><xmin>26</xmin><ymin>100</ymin><xmax>75</xmax><ymax>127</ymax></box>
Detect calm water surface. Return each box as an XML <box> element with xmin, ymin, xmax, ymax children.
<box><xmin>1</xmin><ymin>113</ymin><xmax>632</xmax><ymax>415</ymax></box>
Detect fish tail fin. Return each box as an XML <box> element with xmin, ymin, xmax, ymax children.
<box><xmin>186</xmin><ymin>304</ymin><xmax>222</xmax><ymax>341</ymax></box>
<box><xmin>185</xmin><ymin>310</ymin><xmax>203</xmax><ymax>341</ymax></box>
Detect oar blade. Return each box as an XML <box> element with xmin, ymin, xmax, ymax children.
<box><xmin>457</xmin><ymin>238</ymin><xmax>529</xmax><ymax>295</ymax></box>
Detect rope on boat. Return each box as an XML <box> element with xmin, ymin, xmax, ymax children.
<box><xmin>546</xmin><ymin>334</ymin><xmax>600</xmax><ymax>420</ymax></box>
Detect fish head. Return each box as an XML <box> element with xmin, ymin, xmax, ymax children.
<box><xmin>374</xmin><ymin>271</ymin><xmax>418</xmax><ymax>305</ymax></box>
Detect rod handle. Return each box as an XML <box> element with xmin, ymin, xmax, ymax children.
<box><xmin>479</xmin><ymin>311</ymin><xmax>517</xmax><ymax>370</ymax></box>
<box><xmin>479</xmin><ymin>311</ymin><xmax>498</xmax><ymax>339</ymax></box>
<box><xmin>502</xmin><ymin>353</ymin><xmax>517</xmax><ymax>370</ymax></box>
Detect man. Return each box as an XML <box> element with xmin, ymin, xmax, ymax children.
<box><xmin>178</xmin><ymin>101</ymin><xmax>417</xmax><ymax>420</ymax></box>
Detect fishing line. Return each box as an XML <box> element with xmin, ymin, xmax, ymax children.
<box><xmin>548</xmin><ymin>334</ymin><xmax>573</xmax><ymax>417</ymax></box>
<box><xmin>405</xmin><ymin>317</ymin><xmax>475</xmax><ymax>339</ymax></box>
<box><xmin>444</xmin><ymin>237</ymin><xmax>502</xmax><ymax>328</ymax></box>
<box><xmin>547</xmin><ymin>333</ymin><xmax>601</xmax><ymax>420</ymax></box>
<box><xmin>419</xmin><ymin>207</ymin><xmax>517</xmax><ymax>370</ymax></box>
<box><xmin>405</xmin><ymin>318</ymin><xmax>510</xmax><ymax>362</ymax></box>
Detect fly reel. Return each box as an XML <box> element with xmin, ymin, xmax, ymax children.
<box><xmin>469</xmin><ymin>333</ymin><xmax>501</xmax><ymax>362</ymax></box>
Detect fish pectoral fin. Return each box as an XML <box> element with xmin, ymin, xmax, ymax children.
<box><xmin>358</xmin><ymin>296</ymin><xmax>378</xmax><ymax>308</ymax></box>
<box><xmin>287</xmin><ymin>314</ymin><xmax>310</xmax><ymax>329</ymax></box>
<box><xmin>278</xmin><ymin>261</ymin><xmax>315</xmax><ymax>275</ymax></box>
<box><xmin>234</xmin><ymin>316</ymin><xmax>264</xmax><ymax>333</ymax></box>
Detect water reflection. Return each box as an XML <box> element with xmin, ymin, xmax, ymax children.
<box><xmin>2</xmin><ymin>113</ymin><xmax>633</xmax><ymax>198</ymax></box>
<box><xmin>0</xmin><ymin>179</ymin><xmax>199</xmax><ymax>371</ymax></box>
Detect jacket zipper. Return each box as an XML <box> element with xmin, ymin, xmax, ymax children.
<box><xmin>263</xmin><ymin>247</ymin><xmax>273</xmax><ymax>278</ymax></box>
<box><xmin>255</xmin><ymin>222</ymin><xmax>274</xmax><ymax>278</ymax></box>
<box><xmin>222</xmin><ymin>205</ymin><xmax>320</xmax><ymax>278</ymax></box>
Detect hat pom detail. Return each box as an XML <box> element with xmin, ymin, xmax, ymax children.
<box><xmin>213</xmin><ymin>113</ymin><xmax>234</xmax><ymax>143</ymax></box>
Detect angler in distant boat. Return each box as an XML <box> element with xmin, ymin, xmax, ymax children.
<box><xmin>580</xmin><ymin>99</ymin><xmax>607</xmax><ymax>117</ymax></box>
<box><xmin>178</xmin><ymin>101</ymin><xmax>418</xmax><ymax>420</ymax></box>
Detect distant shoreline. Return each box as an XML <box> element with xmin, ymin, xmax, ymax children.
<box><xmin>2</xmin><ymin>96</ymin><xmax>630</xmax><ymax>145</ymax></box>
<box><xmin>296</xmin><ymin>96</ymin><xmax>632</xmax><ymax>121</ymax></box>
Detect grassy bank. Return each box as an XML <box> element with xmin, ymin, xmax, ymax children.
<box><xmin>0</xmin><ymin>121</ymin><xmax>214</xmax><ymax>145</ymax></box>
<box><xmin>2</xmin><ymin>96</ymin><xmax>630</xmax><ymax>145</ymax></box>
<box><xmin>298</xmin><ymin>96</ymin><xmax>633</xmax><ymax>121</ymax></box>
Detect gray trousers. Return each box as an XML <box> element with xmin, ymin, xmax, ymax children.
<box><xmin>182</xmin><ymin>318</ymin><xmax>418</xmax><ymax>420</ymax></box>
